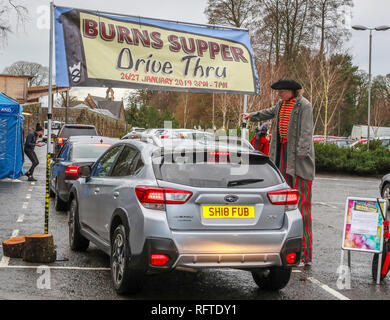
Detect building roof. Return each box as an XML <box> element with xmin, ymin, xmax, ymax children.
<box><xmin>88</xmin><ymin>95</ymin><xmax>123</xmax><ymax>119</ymax></box>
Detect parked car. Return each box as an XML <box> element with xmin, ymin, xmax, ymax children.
<box><xmin>349</xmin><ymin>137</ymin><xmax>390</xmax><ymax>149</ymax></box>
<box><xmin>121</xmin><ymin>132</ymin><xmax>143</xmax><ymax>140</ymax></box>
<box><xmin>50</xmin><ymin>136</ymin><xmax>118</xmax><ymax>211</ymax></box>
<box><xmin>349</xmin><ymin>138</ymin><xmax>368</xmax><ymax>148</ymax></box>
<box><xmin>380</xmin><ymin>173</ymin><xmax>390</xmax><ymax>210</ymax></box>
<box><xmin>54</xmin><ymin>124</ymin><xmax>98</xmax><ymax>155</ymax></box>
<box><xmin>68</xmin><ymin>139</ymin><xmax>302</xmax><ymax>294</ymax></box>
<box><xmin>43</xmin><ymin>120</ymin><xmax>63</xmax><ymax>142</ymax></box>
<box><xmin>326</xmin><ymin>138</ymin><xmax>352</xmax><ymax>148</ymax></box>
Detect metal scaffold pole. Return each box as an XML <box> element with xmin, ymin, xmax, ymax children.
<box><xmin>45</xmin><ymin>1</ymin><xmax>54</xmax><ymax>234</ymax></box>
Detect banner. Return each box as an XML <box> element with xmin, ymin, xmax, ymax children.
<box><xmin>54</xmin><ymin>6</ymin><xmax>260</xmax><ymax>95</ymax></box>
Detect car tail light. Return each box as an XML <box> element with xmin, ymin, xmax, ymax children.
<box><xmin>150</xmin><ymin>254</ymin><xmax>170</xmax><ymax>266</ymax></box>
<box><xmin>135</xmin><ymin>186</ymin><xmax>192</xmax><ymax>210</ymax></box>
<box><xmin>65</xmin><ymin>165</ymin><xmax>80</xmax><ymax>180</ymax></box>
<box><xmin>267</xmin><ymin>189</ymin><xmax>299</xmax><ymax>210</ymax></box>
<box><xmin>160</xmin><ymin>135</ymin><xmax>170</xmax><ymax>139</ymax></box>
<box><xmin>286</xmin><ymin>253</ymin><xmax>297</xmax><ymax>264</ymax></box>
<box><xmin>56</xmin><ymin>137</ymin><xmax>64</xmax><ymax>146</ymax></box>
<box><xmin>208</xmin><ymin>152</ymin><xmax>231</xmax><ymax>156</ymax></box>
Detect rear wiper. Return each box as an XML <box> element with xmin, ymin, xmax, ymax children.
<box><xmin>227</xmin><ymin>178</ymin><xmax>264</xmax><ymax>187</ymax></box>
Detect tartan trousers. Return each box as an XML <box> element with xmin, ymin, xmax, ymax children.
<box><xmin>278</xmin><ymin>139</ymin><xmax>313</xmax><ymax>263</ymax></box>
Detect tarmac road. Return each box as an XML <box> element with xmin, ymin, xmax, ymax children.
<box><xmin>0</xmin><ymin>146</ymin><xmax>388</xmax><ymax>300</ymax></box>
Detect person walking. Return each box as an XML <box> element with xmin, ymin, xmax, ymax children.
<box><xmin>250</xmin><ymin>122</ymin><xmax>269</xmax><ymax>155</ymax></box>
<box><xmin>24</xmin><ymin>123</ymin><xmax>44</xmax><ymax>182</ymax></box>
<box><xmin>242</xmin><ymin>79</ymin><xmax>315</xmax><ymax>266</ymax></box>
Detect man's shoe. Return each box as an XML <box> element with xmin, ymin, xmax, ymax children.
<box><xmin>28</xmin><ymin>176</ymin><xmax>37</xmax><ymax>181</ymax></box>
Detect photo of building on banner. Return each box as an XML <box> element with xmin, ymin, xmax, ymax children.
<box><xmin>54</xmin><ymin>6</ymin><xmax>260</xmax><ymax>95</ymax></box>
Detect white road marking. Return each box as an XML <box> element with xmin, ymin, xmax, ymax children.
<box><xmin>316</xmin><ymin>177</ymin><xmax>379</xmax><ymax>183</ymax></box>
<box><xmin>0</xmin><ymin>257</ymin><xmax>10</xmax><ymax>267</ymax></box>
<box><xmin>312</xmin><ymin>202</ymin><xmax>338</xmax><ymax>209</ymax></box>
<box><xmin>17</xmin><ymin>215</ymin><xmax>24</xmax><ymax>223</ymax></box>
<box><xmin>292</xmin><ymin>269</ymin><xmax>302</xmax><ymax>273</ymax></box>
<box><xmin>11</xmin><ymin>230</ymin><xmax>19</xmax><ymax>237</ymax></box>
<box><xmin>22</xmin><ymin>202</ymin><xmax>28</xmax><ymax>209</ymax></box>
<box><xmin>0</xmin><ymin>265</ymin><xmax>110</xmax><ymax>271</ymax></box>
<box><xmin>31</xmin><ymin>182</ymin><xmax>35</xmax><ymax>185</ymax></box>
<box><xmin>25</xmin><ymin>194</ymin><xmax>31</xmax><ymax>199</ymax></box>
<box><xmin>28</xmin><ymin>187</ymin><xmax>33</xmax><ymax>192</ymax></box>
<box><xmin>307</xmin><ymin>277</ymin><xmax>350</xmax><ymax>300</ymax></box>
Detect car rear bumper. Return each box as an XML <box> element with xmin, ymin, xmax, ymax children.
<box><xmin>136</xmin><ymin>209</ymin><xmax>302</xmax><ymax>271</ymax></box>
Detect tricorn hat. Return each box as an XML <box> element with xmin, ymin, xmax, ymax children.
<box><xmin>271</xmin><ymin>79</ymin><xmax>302</xmax><ymax>91</ymax></box>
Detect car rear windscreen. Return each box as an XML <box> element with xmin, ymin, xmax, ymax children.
<box><xmin>61</xmin><ymin>127</ymin><xmax>98</xmax><ymax>138</ymax></box>
<box><xmin>72</xmin><ymin>143</ymin><xmax>111</xmax><ymax>159</ymax></box>
<box><xmin>153</xmin><ymin>151</ymin><xmax>282</xmax><ymax>188</ymax></box>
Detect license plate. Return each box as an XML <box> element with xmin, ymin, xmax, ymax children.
<box><xmin>203</xmin><ymin>206</ymin><xmax>255</xmax><ymax>219</ymax></box>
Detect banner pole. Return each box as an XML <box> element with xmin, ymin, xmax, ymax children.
<box><xmin>45</xmin><ymin>1</ymin><xmax>54</xmax><ymax>234</ymax></box>
<box><xmin>242</xmin><ymin>94</ymin><xmax>248</xmax><ymax>140</ymax></box>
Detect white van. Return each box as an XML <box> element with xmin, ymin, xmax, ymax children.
<box><xmin>43</xmin><ymin>121</ymin><xmax>64</xmax><ymax>142</ymax></box>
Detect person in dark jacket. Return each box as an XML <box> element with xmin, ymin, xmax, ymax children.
<box><xmin>250</xmin><ymin>123</ymin><xmax>269</xmax><ymax>155</ymax></box>
<box><xmin>24</xmin><ymin>123</ymin><xmax>44</xmax><ymax>181</ymax></box>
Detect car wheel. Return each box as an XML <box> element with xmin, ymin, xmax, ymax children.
<box><xmin>54</xmin><ymin>180</ymin><xmax>68</xmax><ymax>211</ymax></box>
<box><xmin>251</xmin><ymin>266</ymin><xmax>292</xmax><ymax>291</ymax></box>
<box><xmin>382</xmin><ymin>184</ymin><xmax>390</xmax><ymax>211</ymax></box>
<box><xmin>111</xmin><ymin>224</ymin><xmax>144</xmax><ymax>295</ymax></box>
<box><xmin>68</xmin><ymin>197</ymin><xmax>89</xmax><ymax>251</ymax></box>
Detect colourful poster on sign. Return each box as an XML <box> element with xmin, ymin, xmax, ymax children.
<box><xmin>54</xmin><ymin>6</ymin><xmax>260</xmax><ymax>94</ymax></box>
<box><xmin>342</xmin><ymin>197</ymin><xmax>386</xmax><ymax>253</ymax></box>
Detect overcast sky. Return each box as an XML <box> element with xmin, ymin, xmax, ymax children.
<box><xmin>1</xmin><ymin>0</ymin><xmax>390</xmax><ymax>102</ymax></box>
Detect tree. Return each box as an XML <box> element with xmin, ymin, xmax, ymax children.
<box><xmin>3</xmin><ymin>61</ymin><xmax>49</xmax><ymax>87</ymax></box>
<box><xmin>370</xmin><ymin>75</ymin><xmax>390</xmax><ymax>129</ymax></box>
<box><xmin>0</xmin><ymin>0</ymin><xmax>28</xmax><ymax>44</ymax></box>
<box><xmin>312</xmin><ymin>0</ymin><xmax>353</xmax><ymax>55</ymax></box>
<box><xmin>204</xmin><ymin>0</ymin><xmax>256</xmax><ymax>28</ymax></box>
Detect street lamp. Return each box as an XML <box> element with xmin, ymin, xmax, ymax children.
<box><xmin>352</xmin><ymin>24</ymin><xmax>390</xmax><ymax>150</ymax></box>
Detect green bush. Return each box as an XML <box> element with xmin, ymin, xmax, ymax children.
<box><xmin>314</xmin><ymin>142</ymin><xmax>390</xmax><ymax>175</ymax></box>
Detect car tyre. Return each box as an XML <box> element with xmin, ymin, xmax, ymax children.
<box><xmin>382</xmin><ymin>184</ymin><xmax>390</xmax><ymax>211</ymax></box>
<box><xmin>252</xmin><ymin>266</ymin><xmax>292</xmax><ymax>291</ymax></box>
<box><xmin>68</xmin><ymin>197</ymin><xmax>89</xmax><ymax>251</ymax></box>
<box><xmin>55</xmin><ymin>180</ymin><xmax>68</xmax><ymax>211</ymax></box>
<box><xmin>111</xmin><ymin>224</ymin><xmax>144</xmax><ymax>295</ymax></box>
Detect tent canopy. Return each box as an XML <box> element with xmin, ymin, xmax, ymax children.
<box><xmin>0</xmin><ymin>92</ymin><xmax>24</xmax><ymax>179</ymax></box>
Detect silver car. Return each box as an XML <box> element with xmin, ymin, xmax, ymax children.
<box><xmin>68</xmin><ymin>138</ymin><xmax>303</xmax><ymax>294</ymax></box>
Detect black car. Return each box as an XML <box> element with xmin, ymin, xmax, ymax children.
<box><xmin>50</xmin><ymin>136</ymin><xmax>118</xmax><ymax>211</ymax></box>
<box><xmin>54</xmin><ymin>124</ymin><xmax>98</xmax><ymax>155</ymax></box>
<box><xmin>380</xmin><ymin>173</ymin><xmax>390</xmax><ymax>210</ymax></box>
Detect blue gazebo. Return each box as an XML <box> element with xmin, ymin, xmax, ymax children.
<box><xmin>0</xmin><ymin>93</ymin><xmax>24</xmax><ymax>179</ymax></box>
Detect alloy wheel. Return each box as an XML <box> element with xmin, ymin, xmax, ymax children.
<box><xmin>112</xmin><ymin>233</ymin><xmax>125</xmax><ymax>286</ymax></box>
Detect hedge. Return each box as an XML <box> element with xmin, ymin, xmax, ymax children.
<box><xmin>314</xmin><ymin>140</ymin><xmax>390</xmax><ymax>175</ymax></box>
